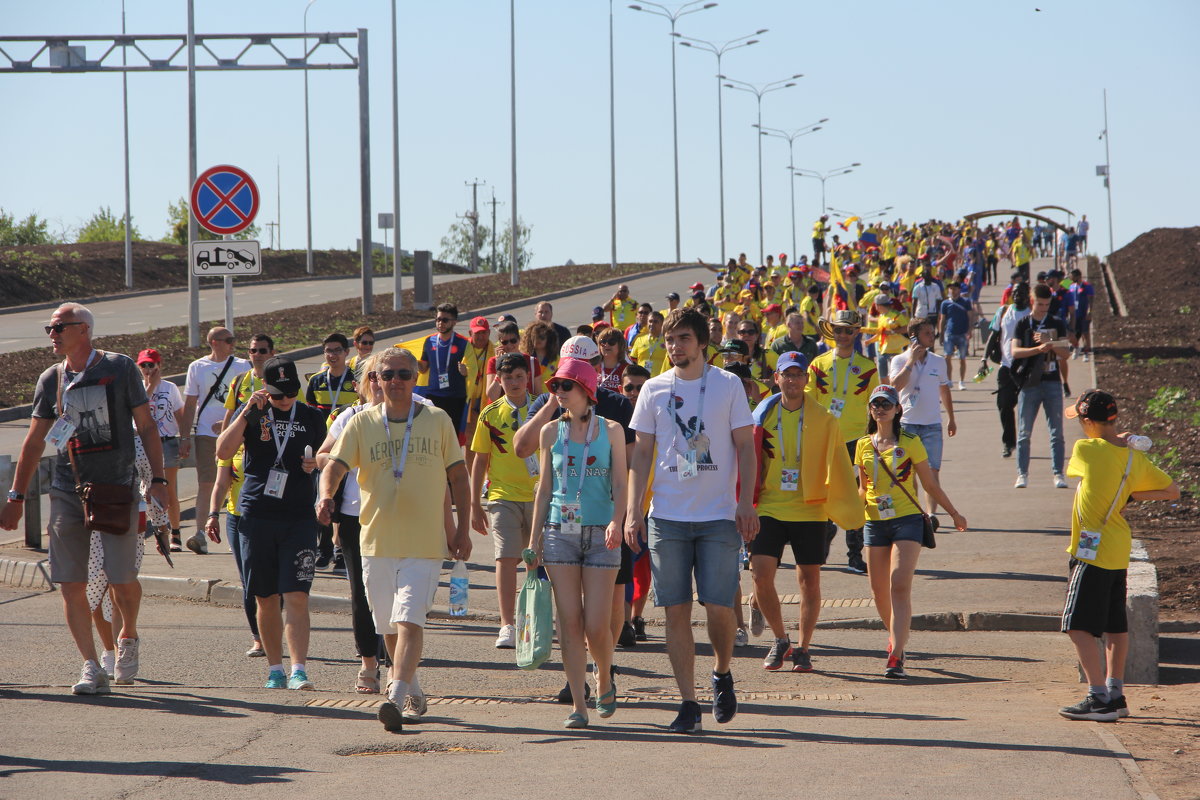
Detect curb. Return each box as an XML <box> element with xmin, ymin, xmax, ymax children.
<box><xmin>0</xmin><ymin>262</ymin><xmax>692</xmax><ymax>423</ymax></box>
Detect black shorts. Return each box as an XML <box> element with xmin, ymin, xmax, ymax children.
<box><xmin>1061</xmin><ymin>559</ymin><xmax>1128</xmax><ymax>637</ymax></box>
<box><xmin>751</xmin><ymin>517</ymin><xmax>830</xmax><ymax>566</ymax></box>
<box><xmin>614</xmin><ymin>540</ymin><xmax>633</xmax><ymax>585</ymax></box>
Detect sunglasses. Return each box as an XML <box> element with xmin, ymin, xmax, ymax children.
<box><xmin>44</xmin><ymin>321</ymin><xmax>85</xmax><ymax>335</ymax></box>
<box><xmin>500</xmin><ymin>337</ymin><xmax>519</xmax><ymax>346</ymax></box>
<box><xmin>622</xmin><ymin>383</ymin><xmax>642</xmax><ymax>394</ymax></box>
<box><xmin>248</xmin><ymin>347</ymin><xmax>271</xmax><ymax>355</ymax></box>
<box><xmin>138</xmin><ymin>362</ymin><xmax>157</xmax><ymax>370</ymax></box>
<box><xmin>435</xmin><ymin>317</ymin><xmax>454</xmax><ymax>324</ymax></box>
<box><xmin>369</xmin><ymin>369</ymin><xmax>415</xmax><ymax>383</ymax></box>
<box><xmin>358</xmin><ymin>340</ymin><xmax>376</xmax><ymax>347</ymax></box>
<box><xmin>832</xmin><ymin>327</ymin><xmax>859</xmax><ymax>336</ymax></box>
<box><xmin>273</xmin><ymin>390</ymin><xmax>300</xmax><ymax>399</ymax></box>
<box><xmin>870</xmin><ymin>399</ymin><xmax>895</xmax><ymax>410</ymax></box>
<box><xmin>548</xmin><ymin>379</ymin><xmax>577</xmax><ymax>393</ymax></box>
<box><xmin>738</xmin><ymin>329</ymin><xmax>757</xmax><ymax>336</ymax></box>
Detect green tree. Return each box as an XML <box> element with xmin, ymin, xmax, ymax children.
<box><xmin>77</xmin><ymin>206</ymin><xmax>141</xmax><ymax>243</ymax></box>
<box><xmin>438</xmin><ymin>215</ymin><xmax>491</xmax><ymax>271</ymax></box>
<box><xmin>0</xmin><ymin>208</ymin><xmax>53</xmax><ymax>246</ymax></box>
<box><xmin>163</xmin><ymin>197</ymin><xmax>260</xmax><ymax>245</ymax></box>
<box><xmin>495</xmin><ymin>216</ymin><xmax>533</xmax><ymax>272</ymax></box>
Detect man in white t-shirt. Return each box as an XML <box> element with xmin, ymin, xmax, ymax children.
<box><xmin>889</xmin><ymin>318</ymin><xmax>957</xmax><ymax>514</ymax></box>
<box><xmin>911</xmin><ymin>272</ymin><xmax>944</xmax><ymax>328</ymax></box>
<box><xmin>180</xmin><ymin>327</ymin><xmax>249</xmax><ymax>551</ymax></box>
<box><xmin>626</xmin><ymin>308</ymin><xmax>757</xmax><ymax>734</ymax></box>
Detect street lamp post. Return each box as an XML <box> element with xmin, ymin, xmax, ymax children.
<box><xmin>390</xmin><ymin>0</ymin><xmax>403</xmax><ymax>309</ymax></box>
<box><xmin>755</xmin><ymin>118</ymin><xmax>827</xmax><ymax>263</ymax></box>
<box><xmin>677</xmin><ymin>29</ymin><xmax>766</xmax><ymax>266</ymax></box>
<box><xmin>628</xmin><ymin>1</ymin><xmax>717</xmax><ymax>263</ymax></box>
<box><xmin>121</xmin><ymin>0</ymin><xmax>132</xmax><ymax>289</ymax></box>
<box><xmin>827</xmin><ymin>205</ymin><xmax>893</xmax><ymax>221</ymax></box>
<box><xmin>792</xmin><ymin>163</ymin><xmax>861</xmax><ymax>216</ymax></box>
<box><xmin>609</xmin><ymin>0</ymin><xmax>617</xmax><ymax>271</ymax></box>
<box><xmin>303</xmin><ymin>0</ymin><xmax>317</xmax><ymax>275</ymax></box>
<box><xmin>509</xmin><ymin>0</ymin><xmax>518</xmax><ymax>286</ymax></box>
<box><xmin>722</xmin><ymin>74</ymin><xmax>803</xmax><ymax>265</ymax></box>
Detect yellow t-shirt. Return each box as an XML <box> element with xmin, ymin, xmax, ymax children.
<box><xmin>805</xmin><ymin>350</ymin><xmax>880</xmax><ymax>442</ymax></box>
<box><xmin>763</xmin><ymin>322</ymin><xmax>788</xmax><ymax>349</ymax></box>
<box><xmin>469</xmin><ymin>394</ymin><xmax>538</xmax><ymax>502</ymax></box>
<box><xmin>462</xmin><ymin>342</ymin><xmax>495</xmax><ymax>403</ymax></box>
<box><xmin>1065</xmin><ymin>439</ymin><xmax>1173</xmax><ymax>570</ymax></box>
<box><xmin>881</xmin><ymin>236</ymin><xmax>897</xmax><ymax>260</ymax></box>
<box><xmin>755</xmin><ymin>402</ymin><xmax>825</xmax><ymax>522</ymax></box>
<box><xmin>330</xmin><ymin>404</ymin><xmax>462</xmax><ymax>559</ymax></box>
<box><xmin>854</xmin><ymin>432</ymin><xmax>928</xmax><ymax>521</ymax></box>
<box><xmin>217</xmin><ymin>449</ymin><xmax>246</xmax><ymax>516</ymax></box>
<box><xmin>224</xmin><ymin>371</ymin><xmax>264</xmax><ymax>413</ymax></box>
<box><xmin>876</xmin><ymin>308</ymin><xmax>911</xmax><ymax>355</ymax></box>
<box><xmin>630</xmin><ymin>335</ymin><xmax>669</xmax><ymax>376</ymax></box>
<box><xmin>611</xmin><ymin>298</ymin><xmax>638</xmax><ymax>330</ymax></box>
<box><xmin>713</xmin><ymin>285</ymin><xmax>739</xmax><ymax>314</ymax></box>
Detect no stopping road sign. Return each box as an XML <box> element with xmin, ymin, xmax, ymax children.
<box><xmin>191</xmin><ymin>165</ymin><xmax>260</xmax><ymax>235</ymax></box>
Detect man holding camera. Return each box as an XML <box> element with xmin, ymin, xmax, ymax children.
<box><xmin>1010</xmin><ymin>284</ymin><xmax>1071</xmax><ymax>489</ymax></box>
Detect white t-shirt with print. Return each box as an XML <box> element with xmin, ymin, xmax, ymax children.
<box><xmin>147</xmin><ymin>380</ymin><xmax>184</xmax><ymax>438</ymax></box>
<box><xmin>629</xmin><ymin>365</ymin><xmax>754</xmax><ymax>522</ymax></box>
<box><xmin>185</xmin><ymin>356</ymin><xmax>250</xmax><ymax>437</ymax></box>
<box><xmin>889</xmin><ymin>350</ymin><xmax>950</xmax><ymax>426</ymax></box>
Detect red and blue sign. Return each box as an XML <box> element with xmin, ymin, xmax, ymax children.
<box><xmin>191</xmin><ymin>164</ymin><xmax>260</xmax><ymax>235</ymax></box>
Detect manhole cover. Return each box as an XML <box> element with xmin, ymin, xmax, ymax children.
<box><xmin>336</xmin><ymin>742</ymin><xmax>501</xmax><ymax>756</ymax></box>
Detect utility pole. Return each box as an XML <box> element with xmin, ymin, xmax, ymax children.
<box><xmin>459</xmin><ymin>179</ymin><xmax>484</xmax><ymax>273</ymax></box>
<box><xmin>1101</xmin><ymin>88</ymin><xmax>1115</xmax><ymax>262</ymax></box>
<box><xmin>486</xmin><ymin>188</ymin><xmax>502</xmax><ymax>273</ymax></box>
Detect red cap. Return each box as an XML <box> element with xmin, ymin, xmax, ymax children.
<box><xmin>136</xmin><ymin>348</ymin><xmax>162</xmax><ymax>365</ymax></box>
<box><xmin>469</xmin><ymin>316</ymin><xmax>490</xmax><ymax>333</ymax></box>
<box><xmin>689</xmin><ymin>282</ymin><xmax>704</xmax><ymax>291</ymax></box>
<box><xmin>763</xmin><ymin>303</ymin><xmax>783</xmax><ymax>315</ymax></box>
<box><xmin>551</xmin><ymin>358</ymin><xmax>599</xmax><ymax>403</ymax></box>
<box><xmin>591</xmin><ymin>321</ymin><xmax>610</xmax><ymax>332</ymax></box>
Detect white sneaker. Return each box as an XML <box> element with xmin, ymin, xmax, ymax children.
<box><xmin>749</xmin><ymin>607</ymin><xmax>765</xmax><ymax>638</ymax></box>
<box><xmin>734</xmin><ymin>627</ymin><xmax>750</xmax><ymax>648</ymax></box>
<box><xmin>1082</xmin><ymin>352</ymin><xmax>1091</xmax><ymax>362</ymax></box>
<box><xmin>185</xmin><ymin>532</ymin><xmax>208</xmax><ymax>555</ymax></box>
<box><xmin>957</xmin><ymin>381</ymin><xmax>966</xmax><ymax>391</ymax></box>
<box><xmin>402</xmin><ymin>693</ymin><xmax>428</xmax><ymax>722</ymax></box>
<box><xmin>114</xmin><ymin>637</ymin><xmax>139</xmax><ymax>685</ymax></box>
<box><xmin>495</xmin><ymin>624</ymin><xmax>517</xmax><ymax>649</ymax></box>
<box><xmin>100</xmin><ymin>649</ymin><xmax>116</xmax><ymax>679</ymax></box>
<box><xmin>1054</xmin><ymin>474</ymin><xmax>1069</xmax><ymax>489</ymax></box>
<box><xmin>72</xmin><ymin>660</ymin><xmax>112</xmax><ymax>695</ymax></box>
<box><xmin>1014</xmin><ymin>474</ymin><xmax>1028</xmax><ymax>489</ymax></box>
<box><xmin>1070</xmin><ymin>349</ymin><xmax>1079</xmax><ymax>360</ymax></box>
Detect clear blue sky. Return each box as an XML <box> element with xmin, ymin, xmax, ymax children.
<box><xmin>4</xmin><ymin>0</ymin><xmax>1197</xmax><ymax>268</ymax></box>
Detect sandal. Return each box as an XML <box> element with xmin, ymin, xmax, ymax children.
<box><xmin>563</xmin><ymin>711</ymin><xmax>588</xmax><ymax>729</ymax></box>
<box><xmin>356</xmin><ymin>667</ymin><xmax>380</xmax><ymax>694</ymax></box>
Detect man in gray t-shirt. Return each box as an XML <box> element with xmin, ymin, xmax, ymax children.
<box><xmin>1</xmin><ymin>303</ymin><xmax>168</xmax><ymax>696</ymax></box>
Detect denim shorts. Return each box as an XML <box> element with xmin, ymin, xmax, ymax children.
<box><xmin>238</xmin><ymin>515</ymin><xmax>319</xmax><ymax>596</ymax></box>
<box><xmin>864</xmin><ymin>513</ymin><xmax>925</xmax><ymax>547</ymax></box>
<box><xmin>647</xmin><ymin>517</ymin><xmax>741</xmax><ymax>608</ymax></box>
<box><xmin>944</xmin><ymin>333</ymin><xmax>969</xmax><ymax>360</ymax></box>
<box><xmin>542</xmin><ymin>524</ymin><xmax>620</xmax><ymax>569</ymax></box>
<box><xmin>902</xmin><ymin>421</ymin><xmax>943</xmax><ymax>470</ymax></box>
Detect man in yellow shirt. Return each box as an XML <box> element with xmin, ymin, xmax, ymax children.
<box><xmin>812</xmin><ymin>215</ymin><xmax>829</xmax><ymax>267</ymax></box>
<box><xmin>630</xmin><ymin>311</ymin><xmax>669</xmax><ymax>376</ymax></box>
<box><xmin>805</xmin><ymin>309</ymin><xmax>880</xmax><ymax>574</ymax></box>
<box><xmin>750</xmin><ymin>352</ymin><xmax>863</xmax><ymax>669</ymax></box>
<box><xmin>604</xmin><ymin>284</ymin><xmax>639</xmax><ymax>331</ymax></box>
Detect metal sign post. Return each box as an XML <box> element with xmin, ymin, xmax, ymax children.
<box><xmin>192</xmin><ymin>164</ymin><xmax>261</xmax><ymax>333</ymax></box>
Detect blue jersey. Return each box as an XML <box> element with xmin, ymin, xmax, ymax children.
<box><xmin>939</xmin><ymin>297</ymin><xmax>972</xmax><ymax>337</ymax></box>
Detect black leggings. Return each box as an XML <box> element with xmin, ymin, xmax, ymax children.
<box><xmin>336</xmin><ymin>514</ymin><xmax>386</xmax><ymax>661</ymax></box>
<box><xmin>996</xmin><ymin>365</ymin><xmax>1019</xmax><ymax>449</ymax></box>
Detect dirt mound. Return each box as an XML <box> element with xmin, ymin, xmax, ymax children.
<box><xmin>1100</xmin><ymin>226</ymin><xmax>1200</xmax><ymax>351</ymax></box>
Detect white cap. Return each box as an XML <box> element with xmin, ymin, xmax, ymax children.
<box><xmin>559</xmin><ymin>335</ymin><xmax>599</xmax><ymax>361</ymax></box>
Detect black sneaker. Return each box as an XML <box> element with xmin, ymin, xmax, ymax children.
<box><xmin>1059</xmin><ymin>694</ymin><xmax>1119</xmax><ymax>722</ymax></box>
<box><xmin>556</xmin><ymin>680</ymin><xmax>591</xmax><ymax>704</ymax></box>
<box><xmin>314</xmin><ymin>552</ymin><xmax>332</xmax><ymax>570</ymax></box>
<box><xmin>762</xmin><ymin>637</ymin><xmax>792</xmax><ymax>671</ymax></box>
<box><xmin>632</xmin><ymin>616</ymin><xmax>648</xmax><ymax>641</ymax></box>
<box><xmin>1002</xmin><ymin>446</ymin><xmax>1013</xmax><ymax>458</ymax></box>
<box><xmin>790</xmin><ymin>648</ymin><xmax>813</xmax><ymax>673</ymax></box>
<box><xmin>378</xmin><ymin>700</ymin><xmax>404</xmax><ymax>732</ymax></box>
<box><xmin>847</xmin><ymin>558</ymin><xmax>868</xmax><ymax>575</ymax></box>
<box><xmin>667</xmin><ymin>700</ymin><xmax>702</xmax><ymax>734</ymax></box>
<box><xmin>332</xmin><ymin>547</ymin><xmax>346</xmax><ymax>573</ymax></box>
<box><xmin>711</xmin><ymin>670</ymin><xmax>737</xmax><ymax>724</ymax></box>
<box><xmin>884</xmin><ymin>654</ymin><xmax>907</xmax><ymax>679</ymax></box>
<box><xmin>618</xmin><ymin>621</ymin><xmax>637</xmax><ymax>648</ymax></box>
<box><xmin>1110</xmin><ymin>694</ymin><xmax>1130</xmax><ymax>718</ymax></box>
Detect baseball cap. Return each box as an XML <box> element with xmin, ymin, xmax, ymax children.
<box><xmin>788</xmin><ymin>269</ymin><xmax>802</xmax><ymax>279</ymax></box>
<box><xmin>689</xmin><ymin>282</ymin><xmax>704</xmax><ymax>291</ymax></box>
<box><xmin>1065</xmin><ymin>389</ymin><xmax>1118</xmax><ymax>422</ymax></box>
<box><xmin>666</xmin><ymin>291</ymin><xmax>680</xmax><ymax>301</ymax></box>
<box><xmin>775</xmin><ymin>351</ymin><xmax>810</xmax><ymax>373</ymax></box>
<box><xmin>591</xmin><ymin>321</ymin><xmax>610</xmax><ymax>332</ymax></box>
<box><xmin>136</xmin><ymin>348</ymin><xmax>161</xmax><ymax>365</ymax></box>
<box><xmin>263</xmin><ymin>356</ymin><xmax>302</xmax><ymax>397</ymax></box>
<box><xmin>869</xmin><ymin>384</ymin><xmax>900</xmax><ymax>406</ymax></box>
<box><xmin>496</xmin><ymin>313</ymin><xmax>517</xmax><ymax>324</ymax></box>
<box><xmin>468</xmin><ymin>316</ymin><xmax>490</xmax><ymax>333</ymax></box>
<box><xmin>763</xmin><ymin>303</ymin><xmax>783</xmax><ymax>316</ymax></box>
<box><xmin>1036</xmin><ymin>271</ymin><xmax>1048</xmax><ymax>281</ymax></box>
<box><xmin>591</xmin><ymin>306</ymin><xmax>605</xmax><ymax>321</ymax></box>
<box><xmin>551</xmin><ymin>358</ymin><xmax>598</xmax><ymax>403</ymax></box>
<box><xmin>718</xmin><ymin>338</ymin><xmax>750</xmax><ymax>356</ymax></box>
<box><xmin>560</xmin><ymin>334</ymin><xmax>600</xmax><ymax>362</ymax></box>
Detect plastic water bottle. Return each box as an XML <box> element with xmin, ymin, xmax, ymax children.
<box><xmin>448</xmin><ymin>559</ymin><xmax>469</xmax><ymax>616</ymax></box>
<box><xmin>1127</xmin><ymin>435</ymin><xmax>1152</xmax><ymax>452</ymax></box>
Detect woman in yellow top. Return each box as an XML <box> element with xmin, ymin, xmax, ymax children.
<box><xmin>853</xmin><ymin>385</ymin><xmax>966</xmax><ymax>680</ymax></box>
<box><xmin>871</xmin><ymin>287</ymin><xmax>911</xmax><ymax>378</ymax></box>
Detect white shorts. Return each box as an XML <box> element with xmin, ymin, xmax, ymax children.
<box><xmin>362</xmin><ymin>556</ymin><xmax>442</xmax><ymax>633</ymax></box>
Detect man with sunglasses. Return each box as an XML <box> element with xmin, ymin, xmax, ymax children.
<box><xmin>306</xmin><ymin>333</ymin><xmax>358</xmax><ymax>570</ymax></box>
<box><xmin>417</xmin><ymin>303</ymin><xmax>471</xmax><ymax>444</ymax></box>
<box><xmin>3</xmin><ymin>303</ymin><xmax>169</xmax><ymax>694</ymax></box>
<box><xmin>806</xmin><ymin>309</ymin><xmax>880</xmax><ymax>575</ymax></box>
<box><xmin>318</xmin><ymin>348</ymin><xmax>473</xmax><ymax>732</ymax></box>
<box><xmin>217</xmin><ymin>356</ymin><xmax>325</xmax><ymax>691</ymax></box>
<box><xmin>348</xmin><ymin>326</ymin><xmax>376</xmax><ymax>383</ymax></box>
<box><xmin>180</xmin><ymin>326</ymin><xmax>249</xmax><ymax>552</ymax></box>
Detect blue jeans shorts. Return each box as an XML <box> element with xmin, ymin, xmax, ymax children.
<box><xmin>902</xmin><ymin>421</ymin><xmax>944</xmax><ymax>470</ymax></box>
<box><xmin>864</xmin><ymin>513</ymin><xmax>925</xmax><ymax>547</ymax></box>
<box><xmin>944</xmin><ymin>333</ymin><xmax>969</xmax><ymax>360</ymax></box>
<box><xmin>542</xmin><ymin>524</ymin><xmax>620</xmax><ymax>569</ymax></box>
<box><xmin>648</xmin><ymin>517</ymin><xmax>741</xmax><ymax>608</ymax></box>
<box><xmin>238</xmin><ymin>515</ymin><xmax>319</xmax><ymax>597</ymax></box>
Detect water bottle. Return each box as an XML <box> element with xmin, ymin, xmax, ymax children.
<box><xmin>1127</xmin><ymin>435</ymin><xmax>1152</xmax><ymax>452</ymax></box>
<box><xmin>448</xmin><ymin>559</ymin><xmax>469</xmax><ymax>616</ymax></box>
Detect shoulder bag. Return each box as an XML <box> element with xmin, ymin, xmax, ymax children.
<box><xmin>872</xmin><ymin>441</ymin><xmax>937</xmax><ymax>549</ymax></box>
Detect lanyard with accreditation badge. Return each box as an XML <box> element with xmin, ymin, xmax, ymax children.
<box><xmin>381</xmin><ymin>400</ymin><xmax>416</xmax><ymax>480</ymax></box>
<box><xmin>45</xmin><ymin>349</ymin><xmax>101</xmax><ymax>450</ymax></box>
<box><xmin>263</xmin><ymin>403</ymin><xmax>298</xmax><ymax>499</ymax></box>
<box><xmin>669</xmin><ymin>365</ymin><xmax>709</xmax><ymax>481</ymax></box>
<box><xmin>431</xmin><ymin>335</ymin><xmax>452</xmax><ymax>390</ymax></box>
<box><xmin>827</xmin><ymin>355</ymin><xmax>854</xmax><ymax>418</ymax></box>
<box><xmin>555</xmin><ymin>413</ymin><xmax>596</xmax><ymax>534</ymax></box>
<box><xmin>776</xmin><ymin>402</ymin><xmax>804</xmax><ymax>492</ymax></box>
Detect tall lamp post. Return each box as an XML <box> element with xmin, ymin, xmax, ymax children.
<box><xmin>390</xmin><ymin>0</ymin><xmax>403</xmax><ymax>308</ymax></box>
<box><xmin>302</xmin><ymin>0</ymin><xmax>318</xmax><ymax>275</ymax></box>
<box><xmin>1098</xmin><ymin>88</ymin><xmax>1115</xmax><ymax>261</ymax></box>
<box><xmin>628</xmin><ymin>1</ymin><xmax>717</xmax><ymax>263</ymax></box>
<box><xmin>509</xmin><ymin>0</ymin><xmax>518</xmax><ymax>285</ymax></box>
<box><xmin>792</xmin><ymin>163</ymin><xmax>860</xmax><ymax>216</ymax></box>
<box><xmin>755</xmin><ymin>118</ymin><xmax>827</xmax><ymax>263</ymax></box>
<box><xmin>676</xmin><ymin>29</ymin><xmax>766</xmax><ymax>266</ymax></box>
<box><xmin>722</xmin><ymin>74</ymin><xmax>803</xmax><ymax>265</ymax></box>
<box><xmin>828</xmin><ymin>205</ymin><xmax>893</xmax><ymax>221</ymax></box>
<box><xmin>609</xmin><ymin>0</ymin><xmax>617</xmax><ymax>270</ymax></box>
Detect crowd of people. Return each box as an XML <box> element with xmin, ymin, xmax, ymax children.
<box><xmin>1</xmin><ymin>214</ymin><xmax>1178</xmax><ymax>732</ymax></box>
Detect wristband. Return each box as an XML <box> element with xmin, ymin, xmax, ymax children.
<box><xmin>151</xmin><ymin>477</ymin><xmax>169</xmax><ymax>486</ymax></box>
<box><xmin>207</xmin><ymin>512</ymin><xmax>220</xmax><ymax>519</ymax></box>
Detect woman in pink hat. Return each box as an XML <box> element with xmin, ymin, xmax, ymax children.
<box><xmin>529</xmin><ymin>358</ymin><xmax>628</xmax><ymax>729</ymax></box>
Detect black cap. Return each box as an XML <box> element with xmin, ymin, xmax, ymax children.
<box><xmin>719</xmin><ymin>338</ymin><xmax>750</xmax><ymax>356</ymax></box>
<box><xmin>263</xmin><ymin>356</ymin><xmax>301</xmax><ymax>397</ymax></box>
<box><xmin>666</xmin><ymin>291</ymin><xmax>680</xmax><ymax>301</ymax></box>
<box><xmin>1065</xmin><ymin>389</ymin><xmax>1118</xmax><ymax>422</ymax></box>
